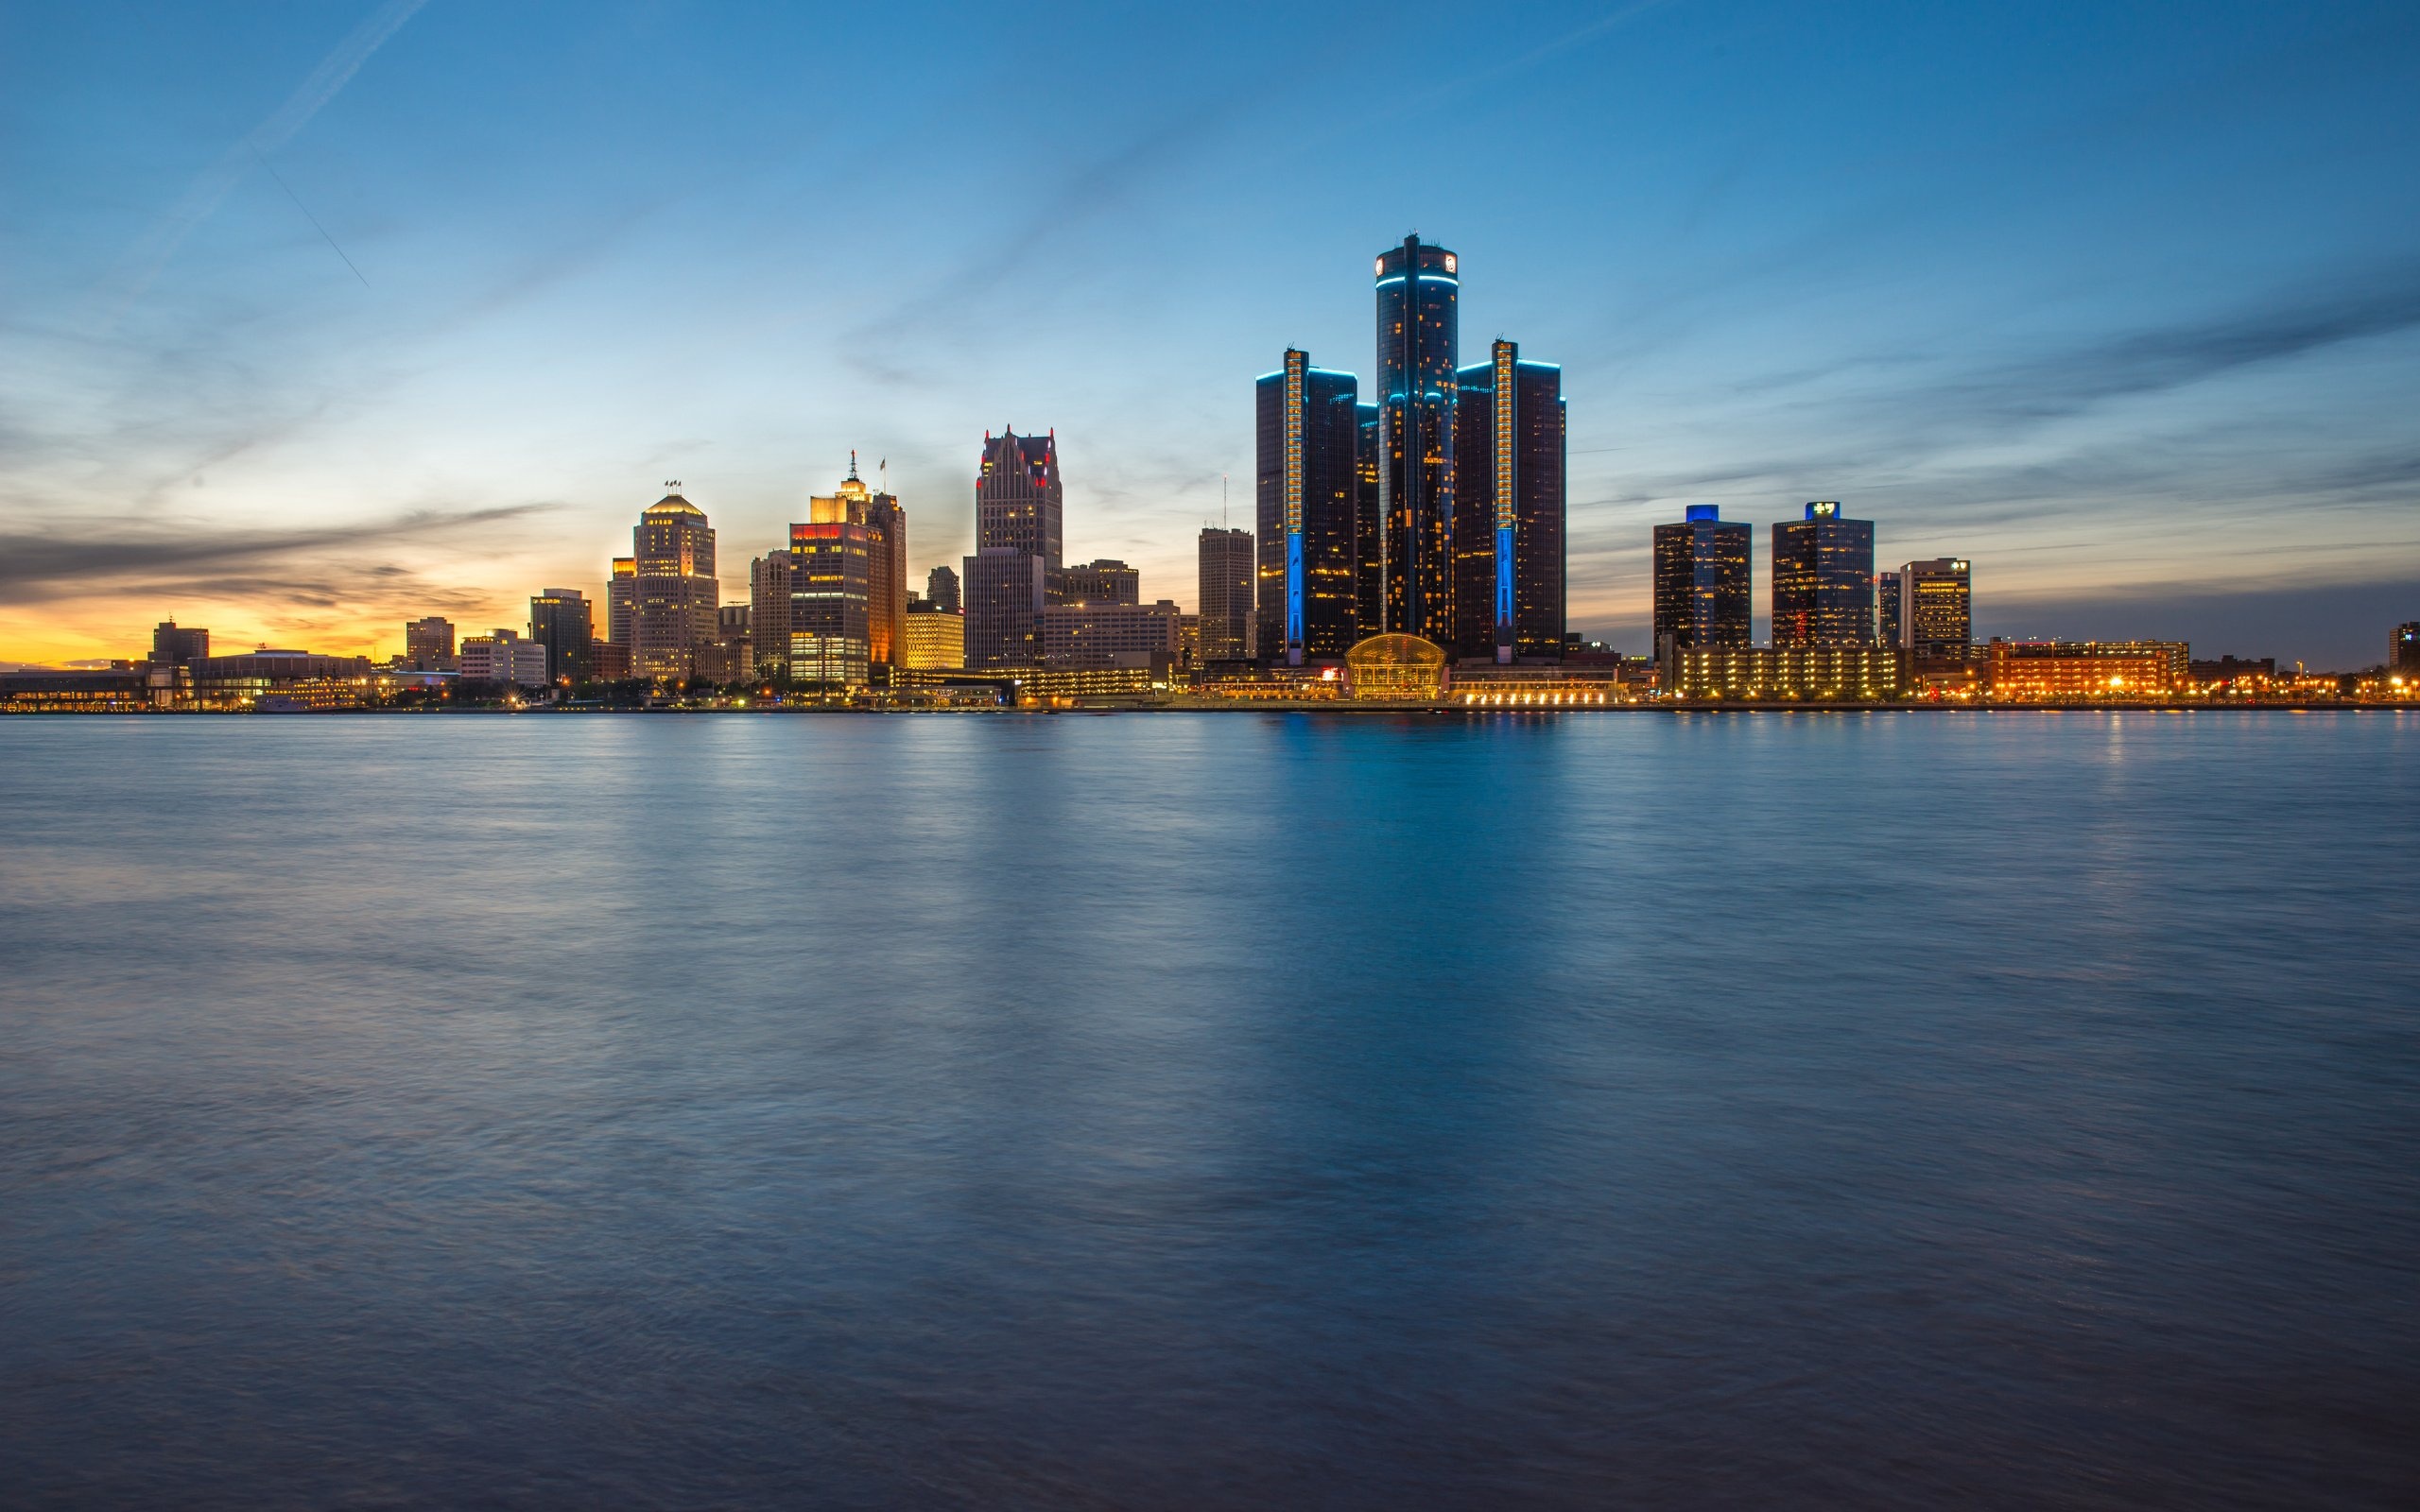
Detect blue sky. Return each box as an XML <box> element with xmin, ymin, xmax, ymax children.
<box><xmin>3</xmin><ymin>0</ymin><xmax>2416</xmax><ymax>665</ymax></box>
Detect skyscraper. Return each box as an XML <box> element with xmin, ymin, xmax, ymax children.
<box><xmin>976</xmin><ymin>430</ymin><xmax>1062</xmax><ymax>567</ymax></box>
<box><xmin>926</xmin><ymin>564</ymin><xmax>960</xmax><ymax>615</ymax></box>
<box><xmin>789</xmin><ymin>516</ymin><xmax>873</xmax><ymax>688</ymax></box>
<box><xmin>1255</xmin><ymin>350</ymin><xmax>1360</xmax><ymax>662</ymax></box>
<box><xmin>1772</xmin><ymin>502</ymin><xmax>1876</xmax><ymax>645</ymax></box>
<box><xmin>528</xmin><ymin>588</ymin><xmax>593</xmax><ymax>683</ymax></box>
<box><xmin>1900</xmin><ymin>558</ymin><xmax>1973</xmax><ymax>660</ymax></box>
<box><xmin>1375</xmin><ymin>235</ymin><xmax>1460</xmax><ymax>644</ymax></box>
<box><xmin>1452</xmin><ymin>338</ymin><xmax>1566</xmax><ymax>662</ymax></box>
<box><xmin>812</xmin><ymin>455</ymin><xmax>907</xmax><ymax>673</ymax></box>
<box><xmin>2393</xmin><ymin>622</ymin><xmax>2419</xmax><ymax>673</ymax></box>
<box><xmin>607</xmin><ymin>558</ymin><xmax>635</xmax><ymax>646</ymax></box>
<box><xmin>1652</xmin><ymin>505</ymin><xmax>1753</xmax><ymax>651</ymax></box>
<box><xmin>1875</xmin><ymin>571</ymin><xmax>1902</xmax><ymax>649</ymax></box>
<box><xmin>403</xmin><ymin>616</ymin><xmax>453</xmax><ymax>671</ymax></box>
<box><xmin>967</xmin><ymin>430</ymin><xmax>1062</xmax><ymax>669</ymax></box>
<box><xmin>631</xmin><ymin>490</ymin><xmax>718</xmax><ymax>680</ymax></box>
<box><xmin>1198</xmin><ymin>526</ymin><xmax>1253</xmax><ymax>662</ymax></box>
<box><xmin>750</xmin><ymin>551</ymin><xmax>794</xmax><ymax>679</ymax></box>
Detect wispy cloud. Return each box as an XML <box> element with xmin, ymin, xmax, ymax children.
<box><xmin>95</xmin><ymin>0</ymin><xmax>429</xmax><ymax>324</ymax></box>
<box><xmin>0</xmin><ymin>502</ymin><xmax>553</xmax><ymax>607</ymax></box>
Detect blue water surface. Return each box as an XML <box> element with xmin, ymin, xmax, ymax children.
<box><xmin>1</xmin><ymin>712</ymin><xmax>2414</xmax><ymax>1508</ymax></box>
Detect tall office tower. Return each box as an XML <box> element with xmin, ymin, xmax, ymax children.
<box><xmin>1899</xmin><ymin>558</ymin><xmax>1973</xmax><ymax>660</ymax></box>
<box><xmin>926</xmin><ymin>564</ymin><xmax>960</xmax><ymax>615</ymax></box>
<box><xmin>789</xmin><ymin>516</ymin><xmax>873</xmax><ymax>687</ymax></box>
<box><xmin>1254</xmin><ymin>349</ymin><xmax>1360</xmax><ymax>663</ymax></box>
<box><xmin>150</xmin><ymin>620</ymin><xmax>209</xmax><ymax>667</ymax></box>
<box><xmin>812</xmin><ymin>455</ymin><xmax>907</xmax><ymax>671</ymax></box>
<box><xmin>2394</xmin><ymin>622</ymin><xmax>2420</xmax><ymax>672</ymax></box>
<box><xmin>1374</xmin><ymin>234</ymin><xmax>1460</xmax><ymax>643</ymax></box>
<box><xmin>967</xmin><ymin>430</ymin><xmax>1062</xmax><ymax>669</ymax></box>
<box><xmin>1771</xmin><ymin>502</ymin><xmax>1876</xmax><ymax>645</ymax></box>
<box><xmin>1057</xmin><ymin>559</ymin><xmax>1141</xmax><ymax>605</ymax></box>
<box><xmin>1651</xmin><ymin>505</ymin><xmax>1753</xmax><ymax>650</ymax></box>
<box><xmin>1452</xmin><ymin>339</ymin><xmax>1566</xmax><ymax>662</ymax></box>
<box><xmin>527</xmin><ymin>589</ymin><xmax>593</xmax><ymax>683</ymax></box>
<box><xmin>608</xmin><ymin>558</ymin><xmax>635</xmax><ymax>645</ymax></box>
<box><xmin>631</xmin><ymin>490</ymin><xmax>719</xmax><ymax>680</ymax></box>
<box><xmin>1354</xmin><ymin>401</ymin><xmax>1382</xmax><ymax>634</ymax></box>
<box><xmin>976</xmin><ymin>430</ymin><xmax>1063</xmax><ymax>566</ymax></box>
<box><xmin>1875</xmin><ymin>572</ymin><xmax>1902</xmax><ymax>650</ymax></box>
<box><xmin>750</xmin><ymin>551</ymin><xmax>794</xmax><ymax>678</ymax></box>
<box><xmin>1198</xmin><ymin>526</ymin><xmax>1254</xmax><ymax>662</ymax></box>
<box><xmin>403</xmin><ymin>616</ymin><xmax>453</xmax><ymax>670</ymax></box>
<box><xmin>962</xmin><ymin>547</ymin><xmax>1048</xmax><ymax>667</ymax></box>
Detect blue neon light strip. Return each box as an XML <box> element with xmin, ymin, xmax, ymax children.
<box><xmin>1287</xmin><ymin>534</ymin><xmax>1304</xmax><ymax>647</ymax></box>
<box><xmin>1496</xmin><ymin>525</ymin><xmax>1514</xmax><ymax>629</ymax></box>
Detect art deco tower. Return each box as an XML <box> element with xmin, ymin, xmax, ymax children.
<box><xmin>1374</xmin><ymin>235</ymin><xmax>1460</xmax><ymax>643</ymax></box>
<box><xmin>631</xmin><ymin>488</ymin><xmax>718</xmax><ymax>680</ymax></box>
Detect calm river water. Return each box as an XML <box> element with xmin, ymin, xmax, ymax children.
<box><xmin>2</xmin><ymin>712</ymin><xmax>2414</xmax><ymax>1508</ymax></box>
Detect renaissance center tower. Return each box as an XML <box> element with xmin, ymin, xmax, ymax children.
<box><xmin>1374</xmin><ymin>235</ymin><xmax>1460</xmax><ymax>644</ymax></box>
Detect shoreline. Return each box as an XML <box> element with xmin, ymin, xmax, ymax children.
<box><xmin>3</xmin><ymin>701</ymin><xmax>2406</xmax><ymax>717</ymax></box>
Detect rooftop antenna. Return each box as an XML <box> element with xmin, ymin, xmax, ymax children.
<box><xmin>1222</xmin><ymin>472</ymin><xmax>1229</xmax><ymax>531</ymax></box>
<box><xmin>880</xmin><ymin>456</ymin><xmax>889</xmax><ymax>495</ymax></box>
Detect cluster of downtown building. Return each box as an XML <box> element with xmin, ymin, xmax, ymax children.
<box><xmin>11</xmin><ymin>231</ymin><xmax>2420</xmax><ymax>712</ymax></box>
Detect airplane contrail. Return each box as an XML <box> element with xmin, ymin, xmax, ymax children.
<box><xmin>96</xmin><ymin>0</ymin><xmax>428</xmax><ymax>324</ymax></box>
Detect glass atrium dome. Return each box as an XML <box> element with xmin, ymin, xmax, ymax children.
<box><xmin>1346</xmin><ymin>634</ymin><xmax>1447</xmax><ymax>700</ymax></box>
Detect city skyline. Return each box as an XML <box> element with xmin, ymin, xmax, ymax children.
<box><xmin>4</xmin><ymin>2</ymin><xmax>2418</xmax><ymax>668</ymax></box>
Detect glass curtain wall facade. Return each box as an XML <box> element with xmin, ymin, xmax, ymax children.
<box><xmin>1771</xmin><ymin>502</ymin><xmax>1876</xmax><ymax>645</ymax></box>
<box><xmin>1254</xmin><ymin>350</ymin><xmax>1360</xmax><ymax>663</ymax></box>
<box><xmin>1652</xmin><ymin>506</ymin><xmax>1752</xmax><ymax>650</ymax></box>
<box><xmin>527</xmin><ymin>589</ymin><xmax>593</xmax><ymax>683</ymax></box>
<box><xmin>1374</xmin><ymin>236</ymin><xmax>1460</xmax><ymax>643</ymax></box>
<box><xmin>1876</xmin><ymin>571</ymin><xmax>1902</xmax><ymax>649</ymax></box>
<box><xmin>1452</xmin><ymin>340</ymin><xmax>1565</xmax><ymax>662</ymax></box>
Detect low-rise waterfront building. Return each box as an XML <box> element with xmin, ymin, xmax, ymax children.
<box><xmin>1346</xmin><ymin>633</ymin><xmax>1449</xmax><ymax>701</ymax></box>
<box><xmin>901</xmin><ymin>603</ymin><xmax>965</xmax><ymax>670</ymax></box>
<box><xmin>1986</xmin><ymin>640</ymin><xmax>2188</xmax><ymax>698</ymax></box>
<box><xmin>1040</xmin><ymin>599</ymin><xmax>1183</xmax><ymax>668</ymax></box>
<box><xmin>457</xmin><ymin>630</ymin><xmax>550</xmax><ymax>689</ymax></box>
<box><xmin>1660</xmin><ymin>643</ymin><xmax>1910</xmax><ymax>700</ymax></box>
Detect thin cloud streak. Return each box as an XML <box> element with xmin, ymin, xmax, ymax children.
<box><xmin>95</xmin><ymin>0</ymin><xmax>429</xmax><ymax>324</ymax></box>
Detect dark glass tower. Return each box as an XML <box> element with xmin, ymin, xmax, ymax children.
<box><xmin>1254</xmin><ymin>350</ymin><xmax>1360</xmax><ymax>663</ymax></box>
<box><xmin>1652</xmin><ymin>505</ymin><xmax>1752</xmax><ymax>650</ymax></box>
<box><xmin>1453</xmin><ymin>340</ymin><xmax>1566</xmax><ymax>662</ymax></box>
<box><xmin>1772</xmin><ymin>501</ymin><xmax>1876</xmax><ymax>644</ymax></box>
<box><xmin>1374</xmin><ymin>235</ymin><xmax>1460</xmax><ymax>643</ymax></box>
<box><xmin>1875</xmin><ymin>570</ymin><xmax>1902</xmax><ymax>649</ymax></box>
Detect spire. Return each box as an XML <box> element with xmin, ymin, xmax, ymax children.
<box><xmin>848</xmin><ymin>450</ymin><xmax>859</xmax><ymax>482</ymax></box>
